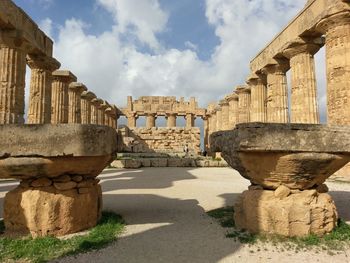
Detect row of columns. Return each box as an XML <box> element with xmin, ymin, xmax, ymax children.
<box><xmin>126</xmin><ymin>112</ymin><xmax>198</xmax><ymax>129</ymax></box>
<box><xmin>0</xmin><ymin>30</ymin><xmax>118</xmax><ymax>128</ymax></box>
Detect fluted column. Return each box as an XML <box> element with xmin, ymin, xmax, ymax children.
<box><xmin>27</xmin><ymin>55</ymin><xmax>60</xmax><ymax>124</ymax></box>
<box><xmin>236</xmin><ymin>85</ymin><xmax>251</xmax><ymax>124</ymax></box>
<box><xmin>219</xmin><ymin>99</ymin><xmax>230</xmax><ymax>130</ymax></box>
<box><xmin>263</xmin><ymin>62</ymin><xmax>289</xmax><ymax>123</ymax></box>
<box><xmin>203</xmin><ymin>116</ymin><xmax>209</xmax><ymax>152</ymax></box>
<box><xmin>127</xmin><ymin>113</ymin><xmax>137</xmax><ymax>128</ymax></box>
<box><xmin>81</xmin><ymin>91</ymin><xmax>96</xmax><ymax>124</ymax></box>
<box><xmin>283</xmin><ymin>42</ymin><xmax>320</xmax><ymax>124</ymax></box>
<box><xmin>226</xmin><ymin>93</ymin><xmax>239</xmax><ymax>129</ymax></box>
<box><xmin>68</xmin><ymin>82</ymin><xmax>87</xmax><ymax>124</ymax></box>
<box><xmin>317</xmin><ymin>14</ymin><xmax>350</xmax><ymax>125</ymax></box>
<box><xmin>0</xmin><ymin>32</ymin><xmax>28</xmax><ymax>124</ymax></box>
<box><xmin>91</xmin><ymin>98</ymin><xmax>102</xmax><ymax>125</ymax></box>
<box><xmin>98</xmin><ymin>101</ymin><xmax>108</xmax><ymax>126</ymax></box>
<box><xmin>51</xmin><ymin>70</ymin><xmax>77</xmax><ymax>124</ymax></box>
<box><xmin>247</xmin><ymin>74</ymin><xmax>267</xmax><ymax>122</ymax></box>
<box><xmin>166</xmin><ymin>113</ymin><xmax>176</xmax><ymax>127</ymax></box>
<box><xmin>216</xmin><ymin>107</ymin><xmax>222</xmax><ymax>131</ymax></box>
<box><xmin>146</xmin><ymin>113</ymin><xmax>156</xmax><ymax>128</ymax></box>
<box><xmin>185</xmin><ymin>113</ymin><xmax>195</xmax><ymax>128</ymax></box>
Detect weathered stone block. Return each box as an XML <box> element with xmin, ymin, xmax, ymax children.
<box><xmin>234</xmin><ymin>189</ymin><xmax>337</xmax><ymax>237</ymax></box>
<box><xmin>4</xmin><ymin>184</ymin><xmax>102</xmax><ymax>237</ymax></box>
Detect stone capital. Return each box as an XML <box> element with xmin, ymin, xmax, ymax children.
<box><xmin>52</xmin><ymin>70</ymin><xmax>77</xmax><ymax>83</ymax></box>
<box><xmin>235</xmin><ymin>85</ymin><xmax>251</xmax><ymax>94</ymax></box>
<box><xmin>316</xmin><ymin>12</ymin><xmax>350</xmax><ymax>33</ymax></box>
<box><xmin>282</xmin><ymin>38</ymin><xmax>323</xmax><ymax>58</ymax></box>
<box><xmin>219</xmin><ymin>99</ymin><xmax>229</xmax><ymax>107</ymax></box>
<box><xmin>225</xmin><ymin>93</ymin><xmax>238</xmax><ymax>102</ymax></box>
<box><xmin>261</xmin><ymin>59</ymin><xmax>290</xmax><ymax>75</ymax></box>
<box><xmin>27</xmin><ymin>55</ymin><xmax>61</xmax><ymax>71</ymax></box>
<box><xmin>246</xmin><ymin>73</ymin><xmax>266</xmax><ymax>86</ymax></box>
<box><xmin>68</xmin><ymin>82</ymin><xmax>87</xmax><ymax>93</ymax></box>
<box><xmin>81</xmin><ymin>91</ymin><xmax>96</xmax><ymax>101</ymax></box>
<box><xmin>91</xmin><ymin>98</ymin><xmax>103</xmax><ymax>107</ymax></box>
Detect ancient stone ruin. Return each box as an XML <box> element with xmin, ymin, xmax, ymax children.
<box><xmin>210</xmin><ymin>0</ymin><xmax>350</xmax><ymax>237</ymax></box>
<box><xmin>1</xmin><ymin>0</ymin><xmax>350</xmax><ymax>240</ymax></box>
<box><xmin>0</xmin><ymin>0</ymin><xmax>118</xmax><ymax>237</ymax></box>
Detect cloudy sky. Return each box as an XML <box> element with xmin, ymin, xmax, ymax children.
<box><xmin>14</xmin><ymin>0</ymin><xmax>326</xmax><ymax>122</ymax></box>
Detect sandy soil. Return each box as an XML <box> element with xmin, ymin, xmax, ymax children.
<box><xmin>0</xmin><ymin>167</ymin><xmax>350</xmax><ymax>263</ymax></box>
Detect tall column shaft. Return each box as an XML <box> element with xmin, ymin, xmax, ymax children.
<box><xmin>265</xmin><ymin>65</ymin><xmax>289</xmax><ymax>123</ymax></box>
<box><xmin>51</xmin><ymin>71</ymin><xmax>76</xmax><ymax>124</ymax></box>
<box><xmin>248</xmin><ymin>77</ymin><xmax>267</xmax><ymax>122</ymax></box>
<box><xmin>166</xmin><ymin>113</ymin><xmax>176</xmax><ymax>127</ymax></box>
<box><xmin>210</xmin><ymin>113</ymin><xmax>217</xmax><ymax>133</ymax></box>
<box><xmin>186</xmin><ymin>113</ymin><xmax>195</xmax><ymax>128</ymax></box>
<box><xmin>68</xmin><ymin>83</ymin><xmax>86</xmax><ymax>124</ymax></box>
<box><xmin>323</xmin><ymin>18</ymin><xmax>350</xmax><ymax>125</ymax></box>
<box><xmin>146</xmin><ymin>114</ymin><xmax>156</xmax><ymax>128</ymax></box>
<box><xmin>127</xmin><ymin>114</ymin><xmax>137</xmax><ymax>128</ymax></box>
<box><xmin>98</xmin><ymin>106</ymin><xmax>106</xmax><ymax>126</ymax></box>
<box><xmin>236</xmin><ymin>86</ymin><xmax>251</xmax><ymax>124</ymax></box>
<box><xmin>203</xmin><ymin>117</ymin><xmax>209</xmax><ymax>152</ymax></box>
<box><xmin>0</xmin><ymin>43</ymin><xmax>26</xmax><ymax>124</ymax></box>
<box><xmin>27</xmin><ymin>56</ymin><xmax>60</xmax><ymax>124</ymax></box>
<box><xmin>220</xmin><ymin>101</ymin><xmax>230</xmax><ymax>130</ymax></box>
<box><xmin>227</xmin><ymin>95</ymin><xmax>239</xmax><ymax>129</ymax></box>
<box><xmin>216</xmin><ymin>109</ymin><xmax>222</xmax><ymax>131</ymax></box>
<box><xmin>284</xmin><ymin>44</ymin><xmax>320</xmax><ymax>124</ymax></box>
<box><xmin>81</xmin><ymin>91</ymin><xmax>96</xmax><ymax>124</ymax></box>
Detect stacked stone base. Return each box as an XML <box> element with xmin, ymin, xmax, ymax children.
<box><xmin>4</xmin><ymin>176</ymin><xmax>102</xmax><ymax>237</ymax></box>
<box><xmin>234</xmin><ymin>186</ymin><xmax>338</xmax><ymax>237</ymax></box>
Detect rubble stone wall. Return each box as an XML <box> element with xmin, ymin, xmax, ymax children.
<box><xmin>118</xmin><ymin>127</ymin><xmax>201</xmax><ymax>154</ymax></box>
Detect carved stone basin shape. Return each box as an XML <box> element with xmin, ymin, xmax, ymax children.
<box><xmin>0</xmin><ymin>124</ymin><xmax>117</xmax><ymax>237</ymax></box>
<box><xmin>211</xmin><ymin>123</ymin><xmax>350</xmax><ymax>237</ymax></box>
<box><xmin>210</xmin><ymin>123</ymin><xmax>350</xmax><ymax>190</ymax></box>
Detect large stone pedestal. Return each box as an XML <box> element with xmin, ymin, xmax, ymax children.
<box><xmin>0</xmin><ymin>124</ymin><xmax>117</xmax><ymax>237</ymax></box>
<box><xmin>235</xmin><ymin>187</ymin><xmax>337</xmax><ymax>237</ymax></box>
<box><xmin>211</xmin><ymin>123</ymin><xmax>350</xmax><ymax>237</ymax></box>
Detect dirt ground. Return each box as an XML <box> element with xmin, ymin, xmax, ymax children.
<box><xmin>0</xmin><ymin>167</ymin><xmax>350</xmax><ymax>263</ymax></box>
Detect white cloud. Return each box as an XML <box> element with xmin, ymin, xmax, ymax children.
<box><xmin>43</xmin><ymin>0</ymin><xmax>328</xmax><ymax>115</ymax></box>
<box><xmin>97</xmin><ymin>0</ymin><xmax>168</xmax><ymax>50</ymax></box>
<box><xmin>185</xmin><ymin>41</ymin><xmax>198</xmax><ymax>51</ymax></box>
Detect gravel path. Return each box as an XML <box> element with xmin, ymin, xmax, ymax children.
<box><xmin>1</xmin><ymin>167</ymin><xmax>350</xmax><ymax>263</ymax></box>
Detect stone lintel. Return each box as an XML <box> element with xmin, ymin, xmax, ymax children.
<box><xmin>250</xmin><ymin>0</ymin><xmax>350</xmax><ymax>73</ymax></box>
<box><xmin>0</xmin><ymin>0</ymin><xmax>53</xmax><ymax>57</ymax></box>
<box><xmin>0</xmin><ymin>124</ymin><xmax>117</xmax><ymax>157</ymax></box>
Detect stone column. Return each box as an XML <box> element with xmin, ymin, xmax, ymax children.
<box><xmin>226</xmin><ymin>93</ymin><xmax>239</xmax><ymax>129</ymax></box>
<box><xmin>247</xmin><ymin>74</ymin><xmax>267</xmax><ymax>122</ymax></box>
<box><xmin>91</xmin><ymin>98</ymin><xmax>102</xmax><ymax>125</ymax></box>
<box><xmin>219</xmin><ymin>99</ymin><xmax>230</xmax><ymax>130</ymax></box>
<box><xmin>263</xmin><ymin>62</ymin><xmax>289</xmax><ymax>123</ymax></box>
<box><xmin>27</xmin><ymin>55</ymin><xmax>60</xmax><ymax>124</ymax></box>
<box><xmin>81</xmin><ymin>91</ymin><xmax>96</xmax><ymax>124</ymax></box>
<box><xmin>185</xmin><ymin>113</ymin><xmax>195</xmax><ymax>128</ymax></box>
<box><xmin>68</xmin><ymin>82</ymin><xmax>87</xmax><ymax>124</ymax></box>
<box><xmin>166</xmin><ymin>113</ymin><xmax>177</xmax><ymax>127</ymax></box>
<box><xmin>210</xmin><ymin>110</ymin><xmax>217</xmax><ymax>132</ymax></box>
<box><xmin>146</xmin><ymin>113</ymin><xmax>156</xmax><ymax>128</ymax></box>
<box><xmin>51</xmin><ymin>71</ymin><xmax>77</xmax><ymax>124</ymax></box>
<box><xmin>98</xmin><ymin>101</ymin><xmax>108</xmax><ymax>126</ymax></box>
<box><xmin>203</xmin><ymin>116</ymin><xmax>209</xmax><ymax>152</ymax></box>
<box><xmin>317</xmin><ymin>14</ymin><xmax>350</xmax><ymax>125</ymax></box>
<box><xmin>127</xmin><ymin>112</ymin><xmax>137</xmax><ymax>128</ymax></box>
<box><xmin>283</xmin><ymin>41</ymin><xmax>321</xmax><ymax>124</ymax></box>
<box><xmin>0</xmin><ymin>31</ymin><xmax>28</xmax><ymax>124</ymax></box>
<box><xmin>216</xmin><ymin>107</ymin><xmax>222</xmax><ymax>131</ymax></box>
<box><xmin>236</xmin><ymin>85</ymin><xmax>251</xmax><ymax>124</ymax></box>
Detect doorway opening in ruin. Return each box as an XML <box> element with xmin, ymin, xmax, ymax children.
<box><xmin>177</xmin><ymin>116</ymin><xmax>186</xmax><ymax>127</ymax></box>
<box><xmin>194</xmin><ymin>117</ymin><xmax>205</xmax><ymax>151</ymax></box>
<box><xmin>118</xmin><ymin>116</ymin><xmax>127</xmax><ymax>128</ymax></box>
<box><xmin>136</xmin><ymin>116</ymin><xmax>146</xmax><ymax>127</ymax></box>
<box><xmin>156</xmin><ymin>116</ymin><xmax>166</xmax><ymax>127</ymax></box>
<box><xmin>315</xmin><ymin>46</ymin><xmax>327</xmax><ymax>123</ymax></box>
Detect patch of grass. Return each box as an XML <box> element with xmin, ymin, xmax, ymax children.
<box><xmin>0</xmin><ymin>211</ymin><xmax>125</xmax><ymax>263</ymax></box>
<box><xmin>207</xmin><ymin>207</ymin><xmax>350</xmax><ymax>251</ymax></box>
